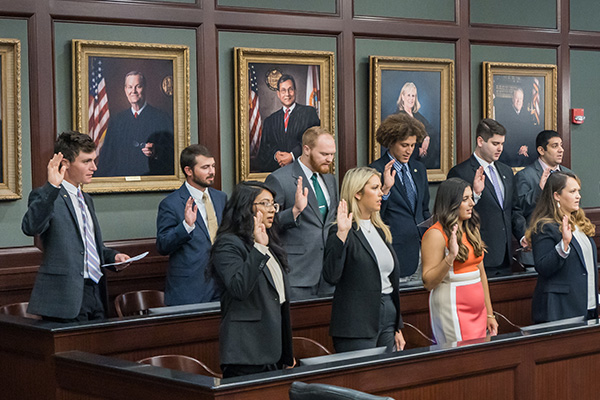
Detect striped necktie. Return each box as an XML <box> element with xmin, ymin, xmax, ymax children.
<box><xmin>284</xmin><ymin>109</ymin><xmax>290</xmax><ymax>132</ymax></box>
<box><xmin>77</xmin><ymin>189</ymin><xmax>102</xmax><ymax>283</ymax></box>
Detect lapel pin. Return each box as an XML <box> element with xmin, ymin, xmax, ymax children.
<box><xmin>414</xmin><ymin>169</ymin><xmax>418</xmax><ymax>173</ymax></box>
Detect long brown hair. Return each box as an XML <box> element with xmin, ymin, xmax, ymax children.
<box><xmin>526</xmin><ymin>171</ymin><xmax>595</xmax><ymax>242</ymax></box>
<box><xmin>433</xmin><ymin>178</ymin><xmax>485</xmax><ymax>262</ymax></box>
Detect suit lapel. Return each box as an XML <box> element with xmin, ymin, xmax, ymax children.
<box><xmin>570</xmin><ymin>236</ymin><xmax>587</xmax><ymax>273</ymax></box>
<box><xmin>294</xmin><ymin>161</ymin><xmax>323</xmax><ymax>224</ymax></box>
<box><xmin>60</xmin><ymin>187</ymin><xmax>84</xmax><ymax>244</ymax></box>
<box><xmin>354</xmin><ymin>226</ymin><xmax>378</xmax><ymax>265</ymax></box>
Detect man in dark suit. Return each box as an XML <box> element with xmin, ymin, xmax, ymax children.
<box><xmin>448</xmin><ymin>118</ymin><xmax>527</xmax><ymax>276</ymax></box>
<box><xmin>254</xmin><ymin>74</ymin><xmax>320</xmax><ymax>173</ymax></box>
<box><xmin>265</xmin><ymin>126</ymin><xmax>338</xmax><ymax>300</ymax></box>
<box><xmin>156</xmin><ymin>144</ymin><xmax>227</xmax><ymax>305</ymax></box>
<box><xmin>22</xmin><ymin>131</ymin><xmax>130</xmax><ymax>322</ymax></box>
<box><xmin>496</xmin><ymin>87</ymin><xmax>537</xmax><ymax>167</ymax></box>
<box><xmin>515</xmin><ymin>130</ymin><xmax>572</xmax><ymax>265</ymax></box>
<box><xmin>96</xmin><ymin>71</ymin><xmax>174</xmax><ymax>177</ymax></box>
<box><xmin>370</xmin><ymin>113</ymin><xmax>430</xmax><ymax>282</ymax></box>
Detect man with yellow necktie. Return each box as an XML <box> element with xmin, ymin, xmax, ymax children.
<box><xmin>157</xmin><ymin>144</ymin><xmax>227</xmax><ymax>305</ymax></box>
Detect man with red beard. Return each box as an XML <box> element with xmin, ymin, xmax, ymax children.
<box><xmin>265</xmin><ymin>126</ymin><xmax>338</xmax><ymax>300</ymax></box>
<box><xmin>156</xmin><ymin>144</ymin><xmax>227</xmax><ymax>305</ymax></box>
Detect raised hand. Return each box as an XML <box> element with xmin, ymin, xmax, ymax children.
<box><xmin>253</xmin><ymin>210</ymin><xmax>269</xmax><ymax>245</ymax></box>
<box><xmin>47</xmin><ymin>152</ymin><xmax>66</xmax><ymax>187</ymax></box>
<box><xmin>184</xmin><ymin>196</ymin><xmax>198</xmax><ymax>227</ymax></box>
<box><xmin>561</xmin><ymin>214</ymin><xmax>572</xmax><ymax>251</ymax></box>
<box><xmin>539</xmin><ymin>167</ymin><xmax>551</xmax><ymax>190</ymax></box>
<box><xmin>447</xmin><ymin>224</ymin><xmax>460</xmax><ymax>260</ymax></box>
<box><xmin>382</xmin><ymin>159</ymin><xmax>396</xmax><ymax>195</ymax></box>
<box><xmin>292</xmin><ymin>176</ymin><xmax>309</xmax><ymax>218</ymax></box>
<box><xmin>473</xmin><ymin>166</ymin><xmax>485</xmax><ymax>196</ymax></box>
<box><xmin>335</xmin><ymin>199</ymin><xmax>353</xmax><ymax>243</ymax></box>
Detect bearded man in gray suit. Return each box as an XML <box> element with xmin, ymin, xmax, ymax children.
<box><xmin>265</xmin><ymin>126</ymin><xmax>338</xmax><ymax>300</ymax></box>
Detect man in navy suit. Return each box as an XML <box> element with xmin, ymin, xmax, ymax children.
<box><xmin>447</xmin><ymin>119</ymin><xmax>527</xmax><ymax>276</ymax></box>
<box><xmin>254</xmin><ymin>74</ymin><xmax>321</xmax><ymax>173</ymax></box>
<box><xmin>370</xmin><ymin>113</ymin><xmax>430</xmax><ymax>282</ymax></box>
<box><xmin>156</xmin><ymin>144</ymin><xmax>227</xmax><ymax>305</ymax></box>
<box><xmin>22</xmin><ymin>131</ymin><xmax>131</xmax><ymax>322</ymax></box>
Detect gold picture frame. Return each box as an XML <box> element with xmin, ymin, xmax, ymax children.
<box><xmin>234</xmin><ymin>47</ymin><xmax>335</xmax><ymax>182</ymax></box>
<box><xmin>72</xmin><ymin>39</ymin><xmax>190</xmax><ymax>193</ymax></box>
<box><xmin>370</xmin><ymin>56</ymin><xmax>454</xmax><ymax>182</ymax></box>
<box><xmin>0</xmin><ymin>39</ymin><xmax>22</xmax><ymax>200</ymax></box>
<box><xmin>483</xmin><ymin>62</ymin><xmax>557</xmax><ymax>169</ymax></box>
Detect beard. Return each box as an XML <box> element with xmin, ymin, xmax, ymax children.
<box><xmin>309</xmin><ymin>156</ymin><xmax>330</xmax><ymax>174</ymax></box>
<box><xmin>192</xmin><ymin>173</ymin><xmax>214</xmax><ymax>188</ymax></box>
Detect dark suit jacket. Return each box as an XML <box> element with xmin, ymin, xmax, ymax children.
<box><xmin>255</xmin><ymin>104</ymin><xmax>320</xmax><ymax>173</ymax></box>
<box><xmin>370</xmin><ymin>155</ymin><xmax>430</xmax><ymax>277</ymax></box>
<box><xmin>323</xmin><ymin>224</ymin><xmax>403</xmax><ymax>339</ymax></box>
<box><xmin>156</xmin><ymin>184</ymin><xmax>227</xmax><ymax>305</ymax></box>
<box><xmin>211</xmin><ymin>233</ymin><xmax>293</xmax><ymax>366</ymax></box>
<box><xmin>22</xmin><ymin>183</ymin><xmax>118</xmax><ymax>319</ymax></box>
<box><xmin>265</xmin><ymin>159</ymin><xmax>338</xmax><ymax>294</ymax></box>
<box><xmin>515</xmin><ymin>160</ymin><xmax>573</xmax><ymax>222</ymax></box>
<box><xmin>447</xmin><ymin>155</ymin><xmax>526</xmax><ymax>268</ymax></box>
<box><xmin>531</xmin><ymin>223</ymin><xmax>598</xmax><ymax>323</ymax></box>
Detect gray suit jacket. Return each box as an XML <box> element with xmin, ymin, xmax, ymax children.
<box><xmin>265</xmin><ymin>159</ymin><xmax>338</xmax><ymax>293</ymax></box>
<box><xmin>22</xmin><ymin>183</ymin><xmax>118</xmax><ymax>319</ymax></box>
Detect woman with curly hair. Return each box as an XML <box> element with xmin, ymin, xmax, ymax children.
<box><xmin>421</xmin><ymin>177</ymin><xmax>498</xmax><ymax>344</ymax></box>
<box><xmin>526</xmin><ymin>171</ymin><xmax>597</xmax><ymax>323</ymax></box>
<box><xmin>208</xmin><ymin>181</ymin><xmax>293</xmax><ymax>378</ymax></box>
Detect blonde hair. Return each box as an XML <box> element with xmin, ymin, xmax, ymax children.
<box><xmin>396</xmin><ymin>82</ymin><xmax>421</xmax><ymax>113</ymax></box>
<box><xmin>340</xmin><ymin>167</ymin><xmax>392</xmax><ymax>243</ymax></box>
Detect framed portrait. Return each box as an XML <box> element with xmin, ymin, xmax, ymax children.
<box><xmin>370</xmin><ymin>56</ymin><xmax>454</xmax><ymax>182</ymax></box>
<box><xmin>483</xmin><ymin>62</ymin><xmax>557</xmax><ymax>169</ymax></box>
<box><xmin>234</xmin><ymin>47</ymin><xmax>335</xmax><ymax>182</ymax></box>
<box><xmin>72</xmin><ymin>39</ymin><xmax>190</xmax><ymax>193</ymax></box>
<box><xmin>0</xmin><ymin>39</ymin><xmax>22</xmax><ymax>200</ymax></box>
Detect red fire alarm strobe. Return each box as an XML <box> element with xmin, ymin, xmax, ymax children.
<box><xmin>571</xmin><ymin>108</ymin><xmax>585</xmax><ymax>124</ymax></box>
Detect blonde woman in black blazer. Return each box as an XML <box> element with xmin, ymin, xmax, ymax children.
<box><xmin>323</xmin><ymin>166</ymin><xmax>405</xmax><ymax>353</ymax></box>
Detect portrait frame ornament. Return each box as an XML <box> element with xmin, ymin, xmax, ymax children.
<box><xmin>72</xmin><ymin>39</ymin><xmax>190</xmax><ymax>193</ymax></box>
<box><xmin>369</xmin><ymin>56</ymin><xmax>455</xmax><ymax>182</ymax></box>
<box><xmin>483</xmin><ymin>62</ymin><xmax>557</xmax><ymax>169</ymax></box>
<box><xmin>0</xmin><ymin>38</ymin><xmax>22</xmax><ymax>200</ymax></box>
<box><xmin>234</xmin><ymin>47</ymin><xmax>335</xmax><ymax>182</ymax></box>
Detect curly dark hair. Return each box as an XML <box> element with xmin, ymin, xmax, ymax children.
<box><xmin>206</xmin><ymin>181</ymin><xmax>289</xmax><ymax>285</ymax></box>
<box><xmin>375</xmin><ymin>112</ymin><xmax>427</xmax><ymax>149</ymax></box>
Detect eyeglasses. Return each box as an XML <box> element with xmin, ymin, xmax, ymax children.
<box><xmin>253</xmin><ymin>201</ymin><xmax>280</xmax><ymax>213</ymax></box>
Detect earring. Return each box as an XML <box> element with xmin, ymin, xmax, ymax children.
<box><xmin>557</xmin><ymin>201</ymin><xmax>561</xmax><ymax>208</ymax></box>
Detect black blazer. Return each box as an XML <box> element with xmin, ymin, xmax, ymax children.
<box><xmin>370</xmin><ymin>155</ymin><xmax>430</xmax><ymax>277</ymax></box>
<box><xmin>211</xmin><ymin>233</ymin><xmax>293</xmax><ymax>366</ymax></box>
<box><xmin>323</xmin><ymin>224</ymin><xmax>403</xmax><ymax>339</ymax></box>
<box><xmin>447</xmin><ymin>155</ymin><xmax>526</xmax><ymax>267</ymax></box>
<box><xmin>531</xmin><ymin>222</ymin><xmax>598</xmax><ymax>323</ymax></box>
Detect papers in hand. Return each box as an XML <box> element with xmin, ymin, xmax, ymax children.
<box><xmin>102</xmin><ymin>251</ymin><xmax>149</xmax><ymax>271</ymax></box>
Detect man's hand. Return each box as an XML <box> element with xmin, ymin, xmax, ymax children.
<box><xmin>48</xmin><ymin>152</ymin><xmax>66</xmax><ymax>187</ymax></box>
<box><xmin>518</xmin><ymin>145</ymin><xmax>529</xmax><ymax>157</ymax></box>
<box><xmin>539</xmin><ymin>167</ymin><xmax>551</xmax><ymax>190</ymax></box>
<box><xmin>382</xmin><ymin>159</ymin><xmax>396</xmax><ymax>195</ymax></box>
<box><xmin>184</xmin><ymin>196</ymin><xmax>198</xmax><ymax>227</ymax></box>
<box><xmin>292</xmin><ymin>176</ymin><xmax>308</xmax><ymax>219</ymax></box>
<box><xmin>473</xmin><ymin>166</ymin><xmax>485</xmax><ymax>196</ymax></box>
<box><xmin>275</xmin><ymin>151</ymin><xmax>293</xmax><ymax>167</ymax></box>
<box><xmin>142</xmin><ymin>142</ymin><xmax>155</xmax><ymax>158</ymax></box>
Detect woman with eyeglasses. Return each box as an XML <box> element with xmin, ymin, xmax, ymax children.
<box><xmin>323</xmin><ymin>166</ymin><xmax>405</xmax><ymax>353</ymax></box>
<box><xmin>208</xmin><ymin>181</ymin><xmax>293</xmax><ymax>378</ymax></box>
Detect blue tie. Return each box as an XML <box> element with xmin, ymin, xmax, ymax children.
<box><xmin>77</xmin><ymin>189</ymin><xmax>102</xmax><ymax>283</ymax></box>
<box><xmin>401</xmin><ymin>164</ymin><xmax>416</xmax><ymax>211</ymax></box>
<box><xmin>488</xmin><ymin>165</ymin><xmax>504</xmax><ymax>208</ymax></box>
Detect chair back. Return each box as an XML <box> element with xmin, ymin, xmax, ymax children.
<box><xmin>137</xmin><ymin>354</ymin><xmax>222</xmax><ymax>378</ymax></box>
<box><xmin>293</xmin><ymin>336</ymin><xmax>332</xmax><ymax>359</ymax></box>
<box><xmin>402</xmin><ymin>322</ymin><xmax>435</xmax><ymax>349</ymax></box>
<box><xmin>114</xmin><ymin>290</ymin><xmax>165</xmax><ymax>317</ymax></box>
<box><xmin>289</xmin><ymin>382</ymin><xmax>394</xmax><ymax>400</ymax></box>
<box><xmin>0</xmin><ymin>302</ymin><xmax>41</xmax><ymax>320</ymax></box>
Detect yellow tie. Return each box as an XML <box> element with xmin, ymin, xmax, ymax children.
<box><xmin>202</xmin><ymin>191</ymin><xmax>218</xmax><ymax>243</ymax></box>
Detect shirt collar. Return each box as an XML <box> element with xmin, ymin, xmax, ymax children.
<box><xmin>298</xmin><ymin>157</ymin><xmax>317</xmax><ymax>179</ymax></box>
<box><xmin>473</xmin><ymin>152</ymin><xmax>493</xmax><ymax>170</ymax></box>
<box><xmin>386</xmin><ymin>151</ymin><xmax>408</xmax><ymax>169</ymax></box>
<box><xmin>538</xmin><ymin>158</ymin><xmax>560</xmax><ymax>172</ymax></box>
<box><xmin>131</xmin><ymin>102</ymin><xmax>148</xmax><ymax>116</ymax></box>
<box><xmin>185</xmin><ymin>181</ymin><xmax>208</xmax><ymax>200</ymax></box>
<box><xmin>61</xmin><ymin>180</ymin><xmax>79</xmax><ymax>196</ymax></box>
<box><xmin>282</xmin><ymin>103</ymin><xmax>296</xmax><ymax>114</ymax></box>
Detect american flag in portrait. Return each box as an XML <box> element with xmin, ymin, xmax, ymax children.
<box><xmin>88</xmin><ymin>57</ymin><xmax>110</xmax><ymax>154</ymax></box>
<box><xmin>249</xmin><ymin>64</ymin><xmax>262</xmax><ymax>158</ymax></box>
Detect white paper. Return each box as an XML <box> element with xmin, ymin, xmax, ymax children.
<box><xmin>102</xmin><ymin>251</ymin><xmax>149</xmax><ymax>268</ymax></box>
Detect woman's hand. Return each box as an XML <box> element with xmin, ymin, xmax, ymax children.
<box><xmin>419</xmin><ymin>136</ymin><xmax>430</xmax><ymax>157</ymax></box>
<box><xmin>487</xmin><ymin>315</ymin><xmax>499</xmax><ymax>336</ymax></box>
<box><xmin>336</xmin><ymin>199</ymin><xmax>353</xmax><ymax>243</ymax></box>
<box><xmin>394</xmin><ymin>330</ymin><xmax>406</xmax><ymax>351</ymax></box>
<box><xmin>561</xmin><ymin>214</ymin><xmax>572</xmax><ymax>251</ymax></box>
<box><xmin>253</xmin><ymin>211</ymin><xmax>269</xmax><ymax>245</ymax></box>
<box><xmin>447</xmin><ymin>224</ymin><xmax>459</xmax><ymax>261</ymax></box>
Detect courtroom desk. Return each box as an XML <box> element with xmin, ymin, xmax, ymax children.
<box><xmin>0</xmin><ymin>272</ymin><xmax>536</xmax><ymax>400</ymax></box>
<box><xmin>54</xmin><ymin>318</ymin><xmax>600</xmax><ymax>400</ymax></box>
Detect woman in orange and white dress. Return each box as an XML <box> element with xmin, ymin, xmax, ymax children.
<box><xmin>421</xmin><ymin>178</ymin><xmax>498</xmax><ymax>344</ymax></box>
